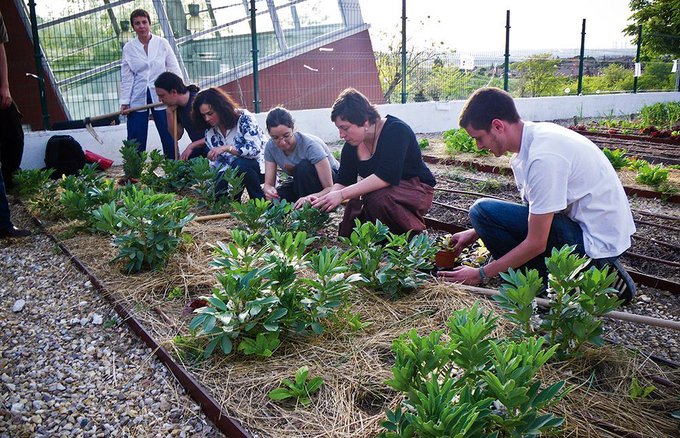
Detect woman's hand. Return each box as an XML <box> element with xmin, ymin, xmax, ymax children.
<box><xmin>180</xmin><ymin>146</ymin><xmax>193</xmax><ymax>161</ymax></box>
<box><xmin>310</xmin><ymin>190</ymin><xmax>343</xmax><ymax>212</ymax></box>
<box><xmin>294</xmin><ymin>195</ymin><xmax>315</xmax><ymax>209</ymax></box>
<box><xmin>120</xmin><ymin>104</ymin><xmax>130</xmax><ymax>115</ymax></box>
<box><xmin>263</xmin><ymin>184</ymin><xmax>279</xmax><ymax>201</ymax></box>
<box><xmin>207</xmin><ymin>146</ymin><xmax>229</xmax><ymax>161</ymax></box>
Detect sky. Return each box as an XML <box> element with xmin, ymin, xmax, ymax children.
<box><xmin>359</xmin><ymin>0</ymin><xmax>636</xmax><ymax>52</ymax></box>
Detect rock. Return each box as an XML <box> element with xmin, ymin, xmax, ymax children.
<box><xmin>12</xmin><ymin>299</ymin><xmax>26</xmax><ymax>312</ymax></box>
<box><xmin>10</xmin><ymin>402</ymin><xmax>24</xmax><ymax>413</ymax></box>
<box><xmin>91</xmin><ymin>314</ymin><xmax>103</xmax><ymax>325</ymax></box>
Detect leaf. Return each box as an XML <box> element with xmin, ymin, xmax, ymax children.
<box><xmin>220</xmin><ymin>336</ymin><xmax>233</xmax><ymax>355</ymax></box>
<box><xmin>268</xmin><ymin>388</ymin><xmax>293</xmax><ymax>401</ymax></box>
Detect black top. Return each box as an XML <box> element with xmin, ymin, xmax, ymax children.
<box><xmin>337</xmin><ymin>115</ymin><xmax>436</xmax><ymax>187</ymax></box>
<box><xmin>178</xmin><ymin>91</ymin><xmax>203</xmax><ymax>142</ymax></box>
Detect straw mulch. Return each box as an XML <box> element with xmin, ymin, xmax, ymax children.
<box><xmin>45</xmin><ymin>214</ymin><xmax>680</xmax><ymax>438</ymax></box>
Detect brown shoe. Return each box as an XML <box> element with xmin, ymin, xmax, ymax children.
<box><xmin>0</xmin><ymin>226</ymin><xmax>32</xmax><ymax>239</ymax></box>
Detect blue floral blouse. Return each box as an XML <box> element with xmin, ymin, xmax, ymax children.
<box><xmin>204</xmin><ymin>109</ymin><xmax>266</xmax><ymax>172</ymax></box>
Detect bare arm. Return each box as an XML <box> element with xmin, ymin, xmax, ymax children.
<box><xmin>263</xmin><ymin>160</ymin><xmax>279</xmax><ymax>200</ymax></box>
<box><xmin>314</xmin><ymin>159</ymin><xmax>334</xmax><ymax>190</ymax></box>
<box><xmin>440</xmin><ymin>212</ymin><xmax>554</xmax><ymax>285</ymax></box>
<box><xmin>310</xmin><ymin>174</ymin><xmax>390</xmax><ymax>212</ymax></box>
<box><xmin>0</xmin><ymin>42</ymin><xmax>11</xmax><ymax>109</ymax></box>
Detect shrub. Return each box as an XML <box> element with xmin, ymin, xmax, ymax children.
<box><xmin>92</xmin><ymin>186</ymin><xmax>194</xmax><ymax>273</ymax></box>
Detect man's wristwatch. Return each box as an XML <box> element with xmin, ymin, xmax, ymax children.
<box><xmin>479</xmin><ymin>266</ymin><xmax>490</xmax><ymax>285</ymax></box>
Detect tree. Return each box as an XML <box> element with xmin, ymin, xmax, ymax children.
<box><xmin>512</xmin><ymin>54</ymin><xmax>561</xmax><ymax>97</ymax></box>
<box><xmin>624</xmin><ymin>0</ymin><xmax>680</xmax><ymax>58</ymax></box>
<box><xmin>374</xmin><ymin>20</ymin><xmax>448</xmax><ymax>103</ymax></box>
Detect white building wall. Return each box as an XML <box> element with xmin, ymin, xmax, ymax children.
<box><xmin>20</xmin><ymin>92</ymin><xmax>680</xmax><ymax>170</ymax></box>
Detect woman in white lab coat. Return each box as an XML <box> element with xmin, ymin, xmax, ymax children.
<box><xmin>119</xmin><ymin>8</ymin><xmax>181</xmax><ymax>158</ymax></box>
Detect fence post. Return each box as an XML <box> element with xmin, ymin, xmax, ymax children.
<box><xmin>503</xmin><ymin>10</ymin><xmax>510</xmax><ymax>92</ymax></box>
<box><xmin>577</xmin><ymin>19</ymin><xmax>586</xmax><ymax>95</ymax></box>
<box><xmin>633</xmin><ymin>25</ymin><xmax>641</xmax><ymax>94</ymax></box>
<box><xmin>250</xmin><ymin>0</ymin><xmax>260</xmax><ymax>113</ymax></box>
<box><xmin>27</xmin><ymin>0</ymin><xmax>50</xmax><ymax>129</ymax></box>
<box><xmin>400</xmin><ymin>0</ymin><xmax>407</xmax><ymax>104</ymax></box>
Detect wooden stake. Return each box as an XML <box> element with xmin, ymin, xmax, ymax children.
<box><xmin>173</xmin><ymin>109</ymin><xmax>179</xmax><ymax>160</ymax></box>
<box><xmin>192</xmin><ymin>213</ymin><xmax>232</xmax><ymax>223</ymax></box>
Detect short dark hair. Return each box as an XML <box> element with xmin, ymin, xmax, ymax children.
<box><xmin>265</xmin><ymin>107</ymin><xmax>294</xmax><ymax>131</ymax></box>
<box><xmin>130</xmin><ymin>9</ymin><xmax>151</xmax><ymax>25</ymax></box>
<box><xmin>459</xmin><ymin>87</ymin><xmax>521</xmax><ymax>131</ymax></box>
<box><xmin>191</xmin><ymin>88</ymin><xmax>241</xmax><ymax>131</ymax></box>
<box><xmin>330</xmin><ymin>88</ymin><xmax>380</xmax><ymax>126</ymax></box>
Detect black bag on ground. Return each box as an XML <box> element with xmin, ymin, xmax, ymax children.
<box><xmin>44</xmin><ymin>135</ymin><xmax>86</xmax><ymax>178</ymax></box>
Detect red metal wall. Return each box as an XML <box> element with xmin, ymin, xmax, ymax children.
<box><xmin>220</xmin><ymin>30</ymin><xmax>384</xmax><ymax>112</ymax></box>
<box><xmin>2</xmin><ymin>4</ymin><xmax>68</xmax><ymax>130</ymax></box>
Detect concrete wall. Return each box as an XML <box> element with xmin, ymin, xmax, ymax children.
<box><xmin>21</xmin><ymin>91</ymin><xmax>680</xmax><ymax>170</ymax></box>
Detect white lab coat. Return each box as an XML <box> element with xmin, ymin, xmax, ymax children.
<box><xmin>119</xmin><ymin>33</ymin><xmax>181</xmax><ymax>109</ymax></box>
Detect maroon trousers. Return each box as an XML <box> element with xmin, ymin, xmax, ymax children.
<box><xmin>338</xmin><ymin>177</ymin><xmax>434</xmax><ymax>237</ymax></box>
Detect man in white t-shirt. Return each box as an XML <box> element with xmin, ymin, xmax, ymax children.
<box><xmin>439</xmin><ymin>87</ymin><xmax>636</xmax><ymax>303</ymax></box>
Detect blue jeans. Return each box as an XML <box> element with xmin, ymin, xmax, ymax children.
<box><xmin>469</xmin><ymin>199</ymin><xmax>586</xmax><ymax>280</ymax></box>
<box><xmin>216</xmin><ymin>157</ymin><xmax>264</xmax><ymax>201</ymax></box>
<box><xmin>126</xmin><ymin>89</ymin><xmax>176</xmax><ymax>158</ymax></box>
<box><xmin>276</xmin><ymin>159</ymin><xmax>338</xmax><ymax>202</ymax></box>
<box><xmin>0</xmin><ymin>169</ymin><xmax>13</xmax><ymax>232</ymax></box>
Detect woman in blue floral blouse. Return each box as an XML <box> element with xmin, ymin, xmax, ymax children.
<box><xmin>192</xmin><ymin>88</ymin><xmax>265</xmax><ymax>200</ymax></box>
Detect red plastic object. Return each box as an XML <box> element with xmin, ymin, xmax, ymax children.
<box><xmin>84</xmin><ymin>150</ymin><xmax>113</xmax><ymax>170</ymax></box>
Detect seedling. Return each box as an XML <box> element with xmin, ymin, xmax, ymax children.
<box><xmin>268</xmin><ymin>366</ymin><xmax>324</xmax><ymax>406</ymax></box>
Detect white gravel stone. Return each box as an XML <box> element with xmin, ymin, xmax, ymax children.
<box><xmin>11</xmin><ymin>299</ymin><xmax>25</xmax><ymax>312</ymax></box>
<box><xmin>0</xmin><ymin>214</ymin><xmax>222</xmax><ymax>437</ymax></box>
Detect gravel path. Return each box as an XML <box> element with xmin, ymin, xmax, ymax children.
<box><xmin>0</xmin><ymin>202</ymin><xmax>222</xmax><ymax>437</ymax></box>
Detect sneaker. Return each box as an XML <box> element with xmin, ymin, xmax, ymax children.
<box><xmin>0</xmin><ymin>226</ymin><xmax>32</xmax><ymax>239</ymax></box>
<box><xmin>593</xmin><ymin>258</ymin><xmax>636</xmax><ymax>305</ymax></box>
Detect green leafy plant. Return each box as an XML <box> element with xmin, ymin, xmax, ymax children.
<box><xmin>189</xmin><ymin>157</ymin><xmax>244</xmax><ymax>213</ymax></box>
<box><xmin>442</xmin><ymin>128</ymin><xmax>489</xmax><ymax>156</ymax></box>
<box><xmin>92</xmin><ymin>186</ymin><xmax>195</xmax><ymax>273</ymax></box>
<box><xmin>268</xmin><ymin>366</ymin><xmax>324</xmax><ymax>406</ymax></box>
<box><xmin>287</xmin><ymin>202</ymin><xmax>330</xmax><ymax>235</ymax></box>
<box><xmin>13</xmin><ymin>168</ymin><xmax>54</xmax><ymax>199</ymax></box>
<box><xmin>629</xmin><ymin>377</ymin><xmax>656</xmax><ymax>400</ymax></box>
<box><xmin>120</xmin><ymin>140</ymin><xmax>146</xmax><ymax>180</ymax></box>
<box><xmin>381</xmin><ymin>304</ymin><xmax>568</xmax><ymax>438</ymax></box>
<box><xmin>12</xmin><ymin>168</ymin><xmax>61</xmax><ymax>219</ymax></box>
<box><xmin>494</xmin><ymin>245</ymin><xmax>622</xmax><ymax>358</ymax></box>
<box><xmin>341</xmin><ymin>220</ymin><xmax>437</xmax><ymax>297</ymax></box>
<box><xmin>237</xmin><ymin>332</ymin><xmax>280</xmax><ymax>357</ymax></box>
<box><xmin>59</xmin><ymin>164</ymin><xmax>119</xmax><ymax>224</ymax></box>
<box><xmin>188</xmin><ymin>230</ymin><xmax>361</xmax><ymax>358</ymax></box>
<box><xmin>636</xmin><ymin>163</ymin><xmax>669</xmax><ymax>188</ymax></box>
<box><xmin>166</xmin><ymin>287</ymin><xmax>184</xmax><ymax>301</ymax></box>
<box><xmin>602</xmin><ymin>148</ymin><xmax>630</xmax><ymax>170</ymax></box>
<box><xmin>418</xmin><ymin>138</ymin><xmax>430</xmax><ymax>150</ymax></box>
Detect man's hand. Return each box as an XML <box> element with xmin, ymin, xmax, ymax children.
<box><xmin>0</xmin><ymin>84</ymin><xmax>11</xmax><ymax>110</ymax></box>
<box><xmin>448</xmin><ymin>229</ymin><xmax>479</xmax><ymax>258</ymax></box>
<box><xmin>438</xmin><ymin>265</ymin><xmax>482</xmax><ymax>286</ymax></box>
<box><xmin>120</xmin><ymin>104</ymin><xmax>130</xmax><ymax>115</ymax></box>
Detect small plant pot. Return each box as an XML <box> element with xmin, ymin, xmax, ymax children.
<box><xmin>435</xmin><ymin>250</ymin><xmax>457</xmax><ymax>270</ymax></box>
<box><xmin>117</xmin><ymin>177</ymin><xmax>139</xmax><ymax>186</ymax></box>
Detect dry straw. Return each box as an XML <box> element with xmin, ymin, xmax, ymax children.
<box><xmin>46</xmin><ymin>214</ymin><xmax>680</xmax><ymax>438</ymax></box>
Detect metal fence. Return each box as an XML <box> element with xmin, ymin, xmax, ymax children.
<box><xmin>9</xmin><ymin>0</ymin><xmax>680</xmax><ymax>130</ymax></box>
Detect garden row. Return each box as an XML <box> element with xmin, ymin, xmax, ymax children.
<box><xmin>14</xmin><ymin>143</ymin><xmax>680</xmax><ymax>436</ymax></box>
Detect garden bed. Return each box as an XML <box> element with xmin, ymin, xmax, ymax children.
<box><xmin>28</xmin><ymin>190</ymin><xmax>679</xmax><ymax>437</ymax></box>
<box><xmin>420</xmin><ymin>138</ymin><xmax>680</xmax><ymax>203</ymax></box>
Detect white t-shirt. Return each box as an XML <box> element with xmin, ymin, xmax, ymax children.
<box><xmin>511</xmin><ymin>121</ymin><xmax>635</xmax><ymax>258</ymax></box>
